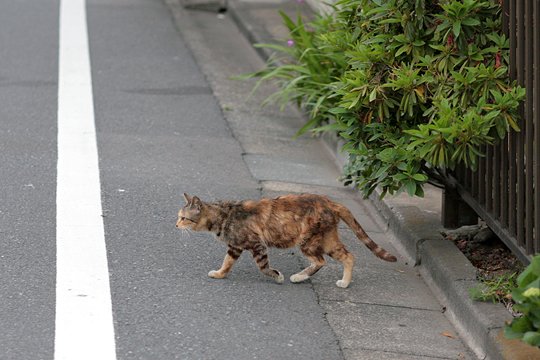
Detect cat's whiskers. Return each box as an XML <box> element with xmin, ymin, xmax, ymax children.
<box><xmin>179</xmin><ymin>227</ymin><xmax>189</xmax><ymax>238</ymax></box>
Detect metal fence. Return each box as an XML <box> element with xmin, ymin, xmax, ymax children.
<box><xmin>450</xmin><ymin>0</ymin><xmax>540</xmax><ymax>264</ymax></box>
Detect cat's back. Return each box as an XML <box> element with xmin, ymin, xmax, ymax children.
<box><xmin>225</xmin><ymin>193</ymin><xmax>334</xmax><ymax>222</ymax></box>
<box><xmin>271</xmin><ymin>193</ymin><xmax>333</xmax><ymax>210</ymax></box>
<box><xmin>231</xmin><ymin>194</ymin><xmax>338</xmax><ymax>246</ymax></box>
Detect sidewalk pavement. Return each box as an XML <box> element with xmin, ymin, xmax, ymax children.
<box><xmin>167</xmin><ymin>0</ymin><xmax>540</xmax><ymax>358</ymax></box>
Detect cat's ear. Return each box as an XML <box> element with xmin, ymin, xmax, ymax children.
<box><xmin>192</xmin><ymin>196</ymin><xmax>202</xmax><ymax>209</ymax></box>
<box><xmin>183</xmin><ymin>193</ymin><xmax>192</xmax><ymax>205</ymax></box>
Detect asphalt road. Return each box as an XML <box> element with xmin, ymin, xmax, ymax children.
<box><xmin>0</xmin><ymin>0</ymin><xmax>343</xmax><ymax>359</ymax></box>
<box><xmin>0</xmin><ymin>0</ymin><xmax>58</xmax><ymax>358</ymax></box>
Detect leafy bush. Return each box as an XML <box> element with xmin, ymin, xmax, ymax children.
<box><xmin>246</xmin><ymin>0</ymin><xmax>525</xmax><ymax>197</ymax></box>
<box><xmin>505</xmin><ymin>255</ymin><xmax>540</xmax><ymax>347</ymax></box>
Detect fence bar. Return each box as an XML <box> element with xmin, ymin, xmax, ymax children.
<box><xmin>509</xmin><ymin>0</ymin><xmax>518</xmax><ymax>236</ymax></box>
<box><xmin>502</xmin><ymin>0</ymin><xmax>510</xmax><ymax>36</ymax></box>
<box><xmin>480</xmin><ymin>146</ymin><xmax>487</xmax><ymax>204</ymax></box>
<box><xmin>509</xmin><ymin>0</ymin><xmax>517</xmax><ymax>80</ymax></box>
<box><xmin>486</xmin><ymin>146</ymin><xmax>493</xmax><ymax>213</ymax></box>
<box><xmin>466</xmin><ymin>167</ymin><xmax>471</xmax><ymax>194</ymax></box>
<box><xmin>516</xmin><ymin>0</ymin><xmax>526</xmax><ymax>247</ymax></box>
<box><xmin>493</xmin><ymin>1</ymin><xmax>509</xmax><ymax>224</ymax></box>
<box><xmin>532</xmin><ymin>1</ymin><xmax>540</xmax><ymax>253</ymax></box>
<box><xmin>472</xmin><ymin>158</ymin><xmax>479</xmax><ymax>197</ymax></box>
<box><xmin>461</xmin><ymin>164</ymin><xmax>466</xmax><ymax>185</ymax></box>
<box><xmin>525</xmin><ymin>0</ymin><xmax>534</xmax><ymax>253</ymax></box>
<box><xmin>501</xmin><ymin>136</ymin><xmax>509</xmax><ymax>226</ymax></box>
<box><xmin>500</xmin><ymin>0</ymin><xmax>510</xmax><ymax>228</ymax></box>
<box><xmin>501</xmin><ymin>0</ymin><xmax>511</xmax><ymax>227</ymax></box>
<box><xmin>493</xmin><ymin>142</ymin><xmax>501</xmax><ymax>218</ymax></box>
<box><xmin>509</xmin><ymin>136</ymin><xmax>517</xmax><ymax>236</ymax></box>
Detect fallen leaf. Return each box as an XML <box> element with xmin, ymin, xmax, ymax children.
<box><xmin>441</xmin><ymin>331</ymin><xmax>456</xmax><ymax>339</ymax></box>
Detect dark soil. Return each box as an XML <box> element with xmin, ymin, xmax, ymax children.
<box><xmin>442</xmin><ymin>224</ymin><xmax>524</xmax><ymax>278</ymax></box>
<box><xmin>442</xmin><ymin>225</ymin><xmax>524</xmax><ymax>313</ymax></box>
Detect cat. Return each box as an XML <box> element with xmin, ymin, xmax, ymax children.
<box><xmin>176</xmin><ymin>193</ymin><xmax>397</xmax><ymax>288</ymax></box>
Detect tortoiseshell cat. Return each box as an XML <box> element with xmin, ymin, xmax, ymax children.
<box><xmin>176</xmin><ymin>193</ymin><xmax>397</xmax><ymax>288</ymax></box>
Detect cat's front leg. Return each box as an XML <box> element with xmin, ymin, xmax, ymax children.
<box><xmin>208</xmin><ymin>246</ymin><xmax>243</xmax><ymax>279</ymax></box>
<box><xmin>250</xmin><ymin>244</ymin><xmax>284</xmax><ymax>284</ymax></box>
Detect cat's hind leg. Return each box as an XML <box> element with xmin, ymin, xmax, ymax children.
<box><xmin>208</xmin><ymin>246</ymin><xmax>243</xmax><ymax>279</ymax></box>
<box><xmin>322</xmin><ymin>229</ymin><xmax>354</xmax><ymax>288</ymax></box>
<box><xmin>250</xmin><ymin>244</ymin><xmax>284</xmax><ymax>284</ymax></box>
<box><xmin>290</xmin><ymin>236</ymin><xmax>326</xmax><ymax>283</ymax></box>
<box><xmin>327</xmin><ymin>242</ymin><xmax>354</xmax><ymax>288</ymax></box>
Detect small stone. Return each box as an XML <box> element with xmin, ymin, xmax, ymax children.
<box><xmin>472</xmin><ymin>227</ymin><xmax>495</xmax><ymax>244</ymax></box>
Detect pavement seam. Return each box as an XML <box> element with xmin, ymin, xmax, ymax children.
<box><xmin>260</xmin><ymin>180</ymin><xmax>349</xmax><ymax>192</ymax></box>
<box><xmin>283</xmin><ymin>245</ymin><xmax>347</xmax><ymax>360</ymax></box>
<box><xmin>303</xmin><ymin>277</ymin><xmax>347</xmax><ymax>360</ymax></box>
<box><xmin>318</xmin><ymin>297</ymin><xmax>444</xmax><ymax>313</ymax></box>
<box><xmin>258</xmin><ymin>178</ymin><xmax>342</xmax><ymax>191</ymax></box>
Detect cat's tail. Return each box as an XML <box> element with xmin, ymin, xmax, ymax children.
<box><xmin>333</xmin><ymin>203</ymin><xmax>397</xmax><ymax>262</ymax></box>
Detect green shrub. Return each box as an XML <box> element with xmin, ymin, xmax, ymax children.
<box><xmin>245</xmin><ymin>0</ymin><xmax>525</xmax><ymax>197</ymax></box>
<box><xmin>505</xmin><ymin>255</ymin><xmax>540</xmax><ymax>347</ymax></box>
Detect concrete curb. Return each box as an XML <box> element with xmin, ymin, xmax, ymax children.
<box><xmin>224</xmin><ymin>1</ymin><xmax>540</xmax><ymax>359</ymax></box>
<box><xmin>369</xmin><ymin>190</ymin><xmax>512</xmax><ymax>359</ymax></box>
<box><xmin>226</xmin><ymin>0</ymin><xmax>275</xmax><ymax>61</ymax></box>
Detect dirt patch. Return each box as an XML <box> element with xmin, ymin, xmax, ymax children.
<box><xmin>442</xmin><ymin>224</ymin><xmax>523</xmax><ymax>277</ymax></box>
<box><xmin>442</xmin><ymin>224</ymin><xmax>524</xmax><ymax>313</ymax></box>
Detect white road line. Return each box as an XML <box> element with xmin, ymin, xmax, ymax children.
<box><xmin>55</xmin><ymin>0</ymin><xmax>116</xmax><ymax>359</ymax></box>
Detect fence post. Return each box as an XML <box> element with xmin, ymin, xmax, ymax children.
<box><xmin>442</xmin><ymin>185</ymin><xmax>478</xmax><ymax>228</ymax></box>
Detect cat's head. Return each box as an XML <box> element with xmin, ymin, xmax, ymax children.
<box><xmin>176</xmin><ymin>193</ymin><xmax>204</xmax><ymax>230</ymax></box>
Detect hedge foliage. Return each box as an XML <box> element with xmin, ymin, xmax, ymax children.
<box><xmin>246</xmin><ymin>0</ymin><xmax>525</xmax><ymax>197</ymax></box>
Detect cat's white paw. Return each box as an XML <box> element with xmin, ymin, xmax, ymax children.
<box><xmin>336</xmin><ymin>280</ymin><xmax>350</xmax><ymax>288</ymax></box>
<box><xmin>208</xmin><ymin>270</ymin><xmax>225</xmax><ymax>279</ymax></box>
<box><xmin>274</xmin><ymin>271</ymin><xmax>285</xmax><ymax>284</ymax></box>
<box><xmin>290</xmin><ymin>273</ymin><xmax>309</xmax><ymax>283</ymax></box>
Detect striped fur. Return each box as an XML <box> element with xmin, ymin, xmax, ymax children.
<box><xmin>330</xmin><ymin>203</ymin><xmax>397</xmax><ymax>262</ymax></box>
<box><xmin>176</xmin><ymin>193</ymin><xmax>397</xmax><ymax>288</ymax></box>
